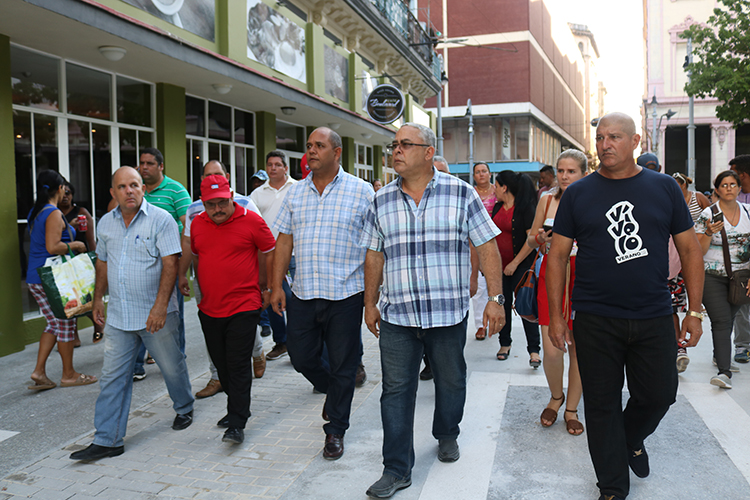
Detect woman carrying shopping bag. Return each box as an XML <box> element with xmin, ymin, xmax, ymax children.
<box><xmin>26</xmin><ymin>170</ymin><xmax>97</xmax><ymax>391</ymax></box>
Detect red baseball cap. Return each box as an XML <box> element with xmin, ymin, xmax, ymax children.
<box><xmin>201</xmin><ymin>175</ymin><xmax>232</xmax><ymax>200</ymax></box>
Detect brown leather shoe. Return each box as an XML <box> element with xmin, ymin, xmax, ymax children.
<box><xmin>195</xmin><ymin>379</ymin><xmax>222</xmax><ymax>399</ymax></box>
<box><xmin>323</xmin><ymin>434</ymin><xmax>344</xmax><ymax>460</ymax></box>
<box><xmin>253</xmin><ymin>351</ymin><xmax>266</xmax><ymax>378</ymax></box>
<box><xmin>475</xmin><ymin>328</ymin><xmax>486</xmax><ymax>340</ymax></box>
<box><xmin>355</xmin><ymin>363</ymin><xmax>367</xmax><ymax>387</ymax></box>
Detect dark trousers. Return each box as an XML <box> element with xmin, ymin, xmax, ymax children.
<box><xmin>286</xmin><ymin>292</ymin><xmax>364</xmax><ymax>435</ymax></box>
<box><xmin>198</xmin><ymin>310</ymin><xmax>260</xmax><ymax>429</ymax></box>
<box><xmin>702</xmin><ymin>273</ymin><xmax>741</xmax><ymax>377</ymax></box>
<box><xmin>498</xmin><ymin>265</ymin><xmax>540</xmax><ymax>353</ymax></box>
<box><xmin>574</xmin><ymin>312</ymin><xmax>678</xmax><ymax>499</ymax></box>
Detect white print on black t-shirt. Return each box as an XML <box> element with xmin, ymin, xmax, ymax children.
<box><xmin>606</xmin><ymin>201</ymin><xmax>649</xmax><ymax>264</ymax></box>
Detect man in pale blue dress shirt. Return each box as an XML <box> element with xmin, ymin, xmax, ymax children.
<box><xmin>70</xmin><ymin>167</ymin><xmax>194</xmax><ymax>462</ymax></box>
<box><xmin>270</xmin><ymin>127</ymin><xmax>374</xmax><ymax>461</ymax></box>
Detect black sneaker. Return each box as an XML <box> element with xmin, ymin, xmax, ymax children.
<box><xmin>356</xmin><ymin>364</ymin><xmax>367</xmax><ymax>387</ymax></box>
<box><xmin>628</xmin><ymin>445</ymin><xmax>649</xmax><ymax>478</ymax></box>
<box><xmin>222</xmin><ymin>427</ymin><xmax>244</xmax><ymax>444</ymax></box>
<box><xmin>366</xmin><ymin>473</ymin><xmax>412</xmax><ymax>498</ymax></box>
<box><xmin>598</xmin><ymin>494</ymin><xmax>625</xmax><ymax>500</ymax></box>
<box><xmin>217</xmin><ymin>415</ymin><xmax>230</xmax><ymax>428</ymax></box>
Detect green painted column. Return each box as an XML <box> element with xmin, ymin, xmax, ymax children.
<box><xmin>216</xmin><ymin>0</ymin><xmax>246</xmax><ymax>61</ymax></box>
<box><xmin>373</xmin><ymin>145</ymin><xmax>383</xmax><ymax>181</ymax></box>
<box><xmin>349</xmin><ymin>53</ymin><xmax>362</xmax><ymax>114</ymax></box>
<box><xmin>156</xmin><ymin>83</ymin><xmax>187</xmax><ymax>187</ymax></box>
<box><xmin>306</xmin><ymin>23</ymin><xmax>325</xmax><ymax>96</ymax></box>
<box><xmin>342</xmin><ymin>136</ymin><xmax>355</xmax><ymax>174</ymax></box>
<box><xmin>0</xmin><ymin>35</ymin><xmax>26</xmax><ymax>356</ymax></box>
<box><xmin>256</xmin><ymin>112</ymin><xmax>276</xmax><ymax>172</ymax></box>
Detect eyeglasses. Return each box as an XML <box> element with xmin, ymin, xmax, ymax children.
<box><xmin>719</xmin><ymin>183</ymin><xmax>739</xmax><ymax>189</ymax></box>
<box><xmin>385</xmin><ymin>141</ymin><xmax>431</xmax><ymax>154</ymax></box>
<box><xmin>204</xmin><ymin>199</ymin><xmax>231</xmax><ymax>210</ymax></box>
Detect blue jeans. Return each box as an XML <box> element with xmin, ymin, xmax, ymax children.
<box><xmin>93</xmin><ymin>312</ymin><xmax>194</xmax><ymax>448</ymax></box>
<box><xmin>379</xmin><ymin>315</ymin><xmax>468</xmax><ymax>480</ymax></box>
<box><xmin>574</xmin><ymin>312</ymin><xmax>677</xmax><ymax>499</ymax></box>
<box><xmin>286</xmin><ymin>292</ymin><xmax>363</xmax><ymax>435</ymax></box>
<box><xmin>134</xmin><ymin>285</ymin><xmax>185</xmax><ymax>374</ymax></box>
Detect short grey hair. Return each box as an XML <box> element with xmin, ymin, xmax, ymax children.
<box><xmin>556</xmin><ymin>149</ymin><xmax>588</xmax><ymax>174</ymax></box>
<box><xmin>433</xmin><ymin>155</ymin><xmax>447</xmax><ymax>164</ymax></box>
<box><xmin>402</xmin><ymin>122</ymin><xmax>436</xmax><ymax>149</ymax></box>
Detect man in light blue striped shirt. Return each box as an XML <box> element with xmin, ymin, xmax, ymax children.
<box><xmin>361</xmin><ymin>123</ymin><xmax>505</xmax><ymax>498</ymax></box>
<box><xmin>70</xmin><ymin>167</ymin><xmax>194</xmax><ymax>462</ymax></box>
<box><xmin>270</xmin><ymin>127</ymin><xmax>374</xmax><ymax>461</ymax></box>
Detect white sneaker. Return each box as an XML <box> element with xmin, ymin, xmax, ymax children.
<box><xmin>710</xmin><ymin>374</ymin><xmax>732</xmax><ymax>389</ymax></box>
<box><xmin>676</xmin><ymin>349</ymin><xmax>690</xmax><ymax>373</ymax></box>
<box><xmin>712</xmin><ymin>357</ymin><xmax>740</xmax><ymax>373</ymax></box>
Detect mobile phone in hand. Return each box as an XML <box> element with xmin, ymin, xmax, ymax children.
<box><xmin>713</xmin><ymin>211</ymin><xmax>724</xmax><ymax>223</ymax></box>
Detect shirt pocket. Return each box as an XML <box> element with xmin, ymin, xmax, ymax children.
<box><xmin>133</xmin><ymin>235</ymin><xmax>159</xmax><ymax>264</ymax></box>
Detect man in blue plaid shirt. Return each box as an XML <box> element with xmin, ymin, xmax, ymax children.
<box><xmin>361</xmin><ymin>123</ymin><xmax>505</xmax><ymax>499</ymax></box>
<box><xmin>270</xmin><ymin>127</ymin><xmax>374</xmax><ymax>461</ymax></box>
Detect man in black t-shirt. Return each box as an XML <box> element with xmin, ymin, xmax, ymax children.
<box><xmin>546</xmin><ymin>113</ymin><xmax>705</xmax><ymax>500</ymax></box>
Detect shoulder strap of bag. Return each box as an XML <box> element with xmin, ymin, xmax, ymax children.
<box><xmin>29</xmin><ymin>205</ymin><xmax>57</xmax><ymax>234</ymax></box>
<box><xmin>712</xmin><ymin>204</ymin><xmax>733</xmax><ymax>279</ymax></box>
<box><xmin>543</xmin><ymin>194</ymin><xmax>553</xmax><ymax>219</ymax></box>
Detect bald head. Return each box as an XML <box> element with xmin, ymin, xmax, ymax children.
<box><xmin>597</xmin><ymin>112</ymin><xmax>636</xmax><ymax>137</ymax></box>
<box><xmin>111</xmin><ymin>166</ymin><xmax>144</xmax><ymax>215</ymax></box>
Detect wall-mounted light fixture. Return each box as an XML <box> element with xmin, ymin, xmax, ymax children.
<box><xmin>281</xmin><ymin>106</ymin><xmax>296</xmax><ymax>116</ymax></box>
<box><xmin>328</xmin><ymin>123</ymin><xmax>341</xmax><ymax>130</ymax></box>
<box><xmin>361</xmin><ymin>133</ymin><xmax>372</xmax><ymax>139</ymax></box>
<box><xmin>212</xmin><ymin>84</ymin><xmax>232</xmax><ymax>95</ymax></box>
<box><xmin>98</xmin><ymin>46</ymin><xmax>127</xmax><ymax>62</ymax></box>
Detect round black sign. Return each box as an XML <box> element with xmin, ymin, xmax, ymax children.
<box><xmin>366</xmin><ymin>84</ymin><xmax>405</xmax><ymax>124</ymax></box>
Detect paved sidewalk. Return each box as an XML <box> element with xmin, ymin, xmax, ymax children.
<box><xmin>2</xmin><ymin>300</ymin><xmax>750</xmax><ymax>499</ymax></box>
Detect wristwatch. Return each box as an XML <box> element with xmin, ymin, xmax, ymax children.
<box><xmin>687</xmin><ymin>310</ymin><xmax>704</xmax><ymax>321</ymax></box>
<box><xmin>488</xmin><ymin>294</ymin><xmax>505</xmax><ymax>305</ymax></box>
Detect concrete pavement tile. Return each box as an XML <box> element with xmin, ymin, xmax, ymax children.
<box><xmin>157</xmin><ymin>485</ymin><xmax>201</xmax><ymax>498</ymax></box>
<box><xmin>150</xmin><ymin>465</ymin><xmax>189</xmax><ymax>476</ymax></box>
<box><xmin>121</xmin><ymin>470</ymin><xmax>166</xmax><ymax>482</ymax></box>
<box><xmin>154</xmin><ymin>475</ymin><xmax>195</xmax><ymax>487</ymax></box>
<box><xmin>187</xmin><ymin>479</ymin><xmax>227</xmax><ymax>491</ymax></box>
<box><xmin>261</xmin><ymin>486</ymin><xmax>288</xmax><ymax>498</ymax></box>
<box><xmin>283</xmin><ymin>446</ymin><xmax>318</xmax><ymax>455</ymax></box>
<box><xmin>64</xmin><ymin>495</ymin><xmax>99</xmax><ymax>500</ymax></box>
<box><xmin>193</xmin><ymin>491</ymin><xmax>239</xmax><ymax>500</ymax></box>
<box><xmin>22</xmin><ymin>487</ymin><xmax>75</xmax><ymax>500</ymax></box>
<box><xmin>91</xmin><ymin>476</ymin><xmax>165</xmax><ymax>494</ymax></box>
<box><xmin>0</xmin><ymin>482</ymin><xmax>41</xmax><ymax>496</ymax></box>
<box><xmin>268</xmin><ymin>463</ymin><xmax>306</xmax><ymax>472</ymax></box>
<box><xmin>179</xmin><ymin>460</ymin><xmax>218</xmax><ymax>472</ymax></box>
<box><xmin>241</xmin><ymin>469</ymin><xmax>284</xmax><ymax>479</ymax></box>
<box><xmin>183</xmin><ymin>469</ymin><xmax>223</xmax><ymax>481</ymax></box>
<box><xmin>223</xmin><ymin>483</ymin><xmax>268</xmax><ymax>495</ymax></box>
<box><xmin>60</xmin><ymin>480</ymin><xmax>108</xmax><ymax>497</ymax></box>
<box><xmin>30</xmin><ymin>476</ymin><xmax>74</xmax><ymax>490</ymax></box>
<box><xmin>210</xmin><ymin>464</ymin><xmax>249</xmax><ymax>476</ymax></box>
<box><xmin>252</xmin><ymin>477</ymin><xmax>291</xmax><ymax>488</ymax></box>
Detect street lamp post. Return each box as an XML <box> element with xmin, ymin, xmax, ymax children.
<box><xmin>650</xmin><ymin>95</ymin><xmax>658</xmax><ymax>153</ymax></box>
<box><xmin>466</xmin><ymin>99</ymin><xmax>474</xmax><ymax>185</ymax></box>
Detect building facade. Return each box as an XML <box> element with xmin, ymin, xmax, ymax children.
<box><xmin>1</xmin><ymin>0</ymin><xmax>442</xmax><ymax>356</ymax></box>
<box><xmin>421</xmin><ymin>0</ymin><xmax>594</xmax><ymax>179</ymax></box>
<box><xmin>643</xmin><ymin>0</ymin><xmax>750</xmax><ymax>192</ymax></box>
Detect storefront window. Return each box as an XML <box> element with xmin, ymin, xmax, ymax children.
<box><xmin>66</xmin><ymin>63</ymin><xmax>111</xmax><ymax>120</ymax></box>
<box><xmin>10</xmin><ymin>46</ymin><xmax>59</xmax><ymax>111</ymax></box>
<box><xmin>208</xmin><ymin>101</ymin><xmax>232</xmax><ymax>141</ymax></box>
<box><xmin>117</xmin><ymin>75</ymin><xmax>151</xmax><ymax>127</ymax></box>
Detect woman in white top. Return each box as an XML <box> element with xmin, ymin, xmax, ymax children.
<box><xmin>695</xmin><ymin>170</ymin><xmax>750</xmax><ymax>389</ymax></box>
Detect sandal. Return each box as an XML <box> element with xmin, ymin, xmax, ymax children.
<box><xmin>529</xmin><ymin>353</ymin><xmax>541</xmax><ymax>369</ymax></box>
<box><xmin>28</xmin><ymin>375</ymin><xmax>56</xmax><ymax>391</ymax></box>
<box><xmin>540</xmin><ymin>394</ymin><xmax>565</xmax><ymax>427</ymax></box>
<box><xmin>60</xmin><ymin>373</ymin><xmax>98</xmax><ymax>387</ymax></box>
<box><xmin>496</xmin><ymin>347</ymin><xmax>511</xmax><ymax>361</ymax></box>
<box><xmin>565</xmin><ymin>409</ymin><xmax>584</xmax><ymax>435</ymax></box>
<box><xmin>475</xmin><ymin>328</ymin><xmax>486</xmax><ymax>341</ymax></box>
<box><xmin>146</xmin><ymin>354</ymin><xmax>155</xmax><ymax>365</ymax></box>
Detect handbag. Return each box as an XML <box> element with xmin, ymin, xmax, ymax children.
<box><xmin>712</xmin><ymin>204</ymin><xmax>750</xmax><ymax>305</ymax></box>
<box><xmin>514</xmin><ymin>247</ymin><xmax>541</xmax><ymax>323</ymax></box>
<box><xmin>512</xmin><ymin>195</ymin><xmax>555</xmax><ymax>323</ymax></box>
<box><xmin>34</xmin><ymin>213</ymin><xmax>97</xmax><ymax>319</ymax></box>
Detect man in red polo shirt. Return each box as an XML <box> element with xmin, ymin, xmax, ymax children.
<box><xmin>191</xmin><ymin>175</ymin><xmax>276</xmax><ymax>444</ymax></box>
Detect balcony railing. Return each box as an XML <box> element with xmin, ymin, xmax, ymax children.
<box><xmin>367</xmin><ymin>0</ymin><xmax>440</xmax><ymax>80</ymax></box>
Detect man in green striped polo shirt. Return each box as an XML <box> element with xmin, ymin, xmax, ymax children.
<box><xmin>132</xmin><ymin>148</ymin><xmax>192</xmax><ymax>378</ymax></box>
